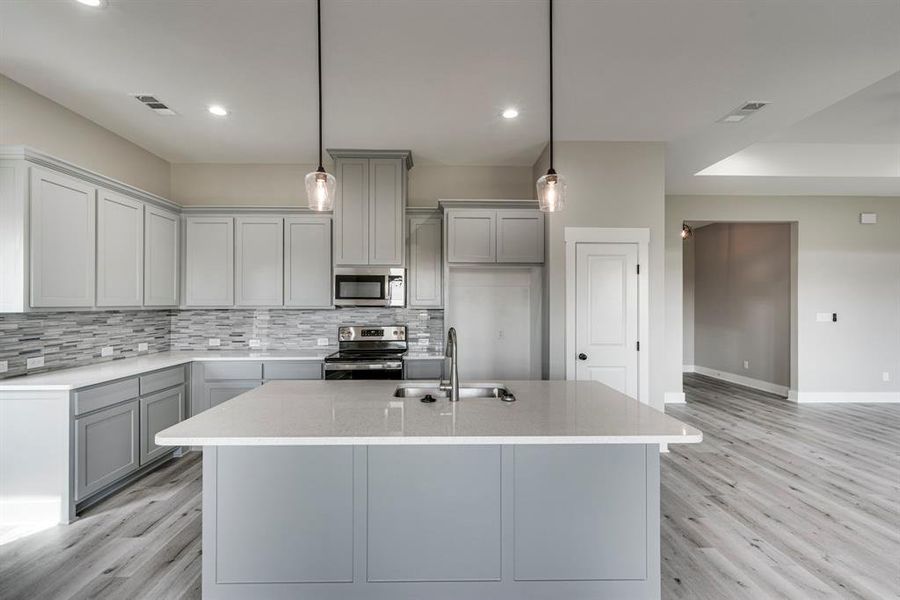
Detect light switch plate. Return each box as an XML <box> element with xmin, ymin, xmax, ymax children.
<box><xmin>884</xmin><ymin>372</ymin><xmax>892</xmax><ymax>382</ymax></box>
<box><xmin>101</xmin><ymin>346</ymin><xmax>114</xmax><ymax>357</ymax></box>
<box><xmin>317</xmin><ymin>338</ymin><xmax>329</xmax><ymax>346</ymax></box>
<box><xmin>816</xmin><ymin>312</ymin><xmax>831</xmax><ymax>322</ymax></box>
<box><xmin>209</xmin><ymin>338</ymin><xmax>221</xmax><ymax>347</ymax></box>
<box><xmin>0</xmin><ymin>360</ymin><xmax>7</xmax><ymax>373</ymax></box>
<box><xmin>249</xmin><ymin>339</ymin><xmax>261</xmax><ymax>348</ymax></box>
<box><xmin>27</xmin><ymin>356</ymin><xmax>44</xmax><ymax>369</ymax></box>
<box><xmin>743</xmin><ymin>360</ymin><xmax>750</xmax><ymax>369</ymax></box>
<box><xmin>137</xmin><ymin>342</ymin><xmax>149</xmax><ymax>352</ymax></box>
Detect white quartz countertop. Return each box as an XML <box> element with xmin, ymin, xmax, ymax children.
<box><xmin>0</xmin><ymin>350</ymin><xmax>328</xmax><ymax>392</ymax></box>
<box><xmin>156</xmin><ymin>380</ymin><xmax>702</xmax><ymax>446</ymax></box>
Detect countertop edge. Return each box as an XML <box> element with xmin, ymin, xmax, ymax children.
<box><xmin>156</xmin><ymin>433</ymin><xmax>703</xmax><ymax>446</ymax></box>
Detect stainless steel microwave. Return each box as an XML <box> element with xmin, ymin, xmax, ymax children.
<box><xmin>333</xmin><ymin>268</ymin><xmax>405</xmax><ymax>307</ymax></box>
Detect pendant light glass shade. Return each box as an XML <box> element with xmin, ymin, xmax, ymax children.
<box><xmin>306</xmin><ymin>167</ymin><xmax>335</xmax><ymax>212</ymax></box>
<box><xmin>536</xmin><ymin>169</ymin><xmax>566</xmax><ymax>212</ymax></box>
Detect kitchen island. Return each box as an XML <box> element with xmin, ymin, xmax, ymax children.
<box><xmin>157</xmin><ymin>379</ymin><xmax>701</xmax><ymax>600</ymax></box>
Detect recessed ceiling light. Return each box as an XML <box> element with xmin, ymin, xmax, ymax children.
<box><xmin>502</xmin><ymin>108</ymin><xmax>519</xmax><ymax>119</ymax></box>
<box><xmin>208</xmin><ymin>104</ymin><xmax>228</xmax><ymax>117</ymax></box>
<box><xmin>76</xmin><ymin>0</ymin><xmax>106</xmax><ymax>7</ymax></box>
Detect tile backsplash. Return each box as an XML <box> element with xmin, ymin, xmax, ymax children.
<box><xmin>169</xmin><ymin>308</ymin><xmax>443</xmax><ymax>352</ymax></box>
<box><xmin>0</xmin><ymin>311</ymin><xmax>171</xmax><ymax>379</ymax></box>
<box><xmin>0</xmin><ymin>308</ymin><xmax>444</xmax><ymax>379</ymax></box>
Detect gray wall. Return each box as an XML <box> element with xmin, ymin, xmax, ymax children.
<box><xmin>691</xmin><ymin>223</ymin><xmax>791</xmax><ymax>387</ymax></box>
<box><xmin>666</xmin><ymin>195</ymin><xmax>900</xmax><ymax>397</ymax></box>
<box><xmin>170</xmin><ymin>162</ymin><xmax>533</xmax><ymax>207</ymax></box>
<box><xmin>682</xmin><ymin>236</ymin><xmax>695</xmax><ymax>366</ymax></box>
<box><xmin>534</xmin><ymin>141</ymin><xmax>667</xmax><ymax>409</ymax></box>
<box><xmin>0</xmin><ymin>75</ymin><xmax>172</xmax><ymax>198</ymax></box>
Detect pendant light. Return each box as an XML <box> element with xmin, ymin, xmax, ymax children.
<box><xmin>306</xmin><ymin>0</ymin><xmax>335</xmax><ymax>211</ymax></box>
<box><xmin>536</xmin><ymin>0</ymin><xmax>566</xmax><ymax>212</ymax></box>
<box><xmin>681</xmin><ymin>223</ymin><xmax>693</xmax><ymax>240</ymax></box>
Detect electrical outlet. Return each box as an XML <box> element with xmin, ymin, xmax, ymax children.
<box><xmin>743</xmin><ymin>360</ymin><xmax>750</xmax><ymax>370</ymax></box>
<box><xmin>248</xmin><ymin>339</ymin><xmax>261</xmax><ymax>348</ymax></box>
<box><xmin>137</xmin><ymin>342</ymin><xmax>149</xmax><ymax>352</ymax></box>
<box><xmin>101</xmin><ymin>346</ymin><xmax>114</xmax><ymax>357</ymax></box>
<box><xmin>208</xmin><ymin>338</ymin><xmax>221</xmax><ymax>347</ymax></box>
<box><xmin>27</xmin><ymin>356</ymin><xmax>44</xmax><ymax>369</ymax></box>
<box><xmin>884</xmin><ymin>372</ymin><xmax>892</xmax><ymax>382</ymax></box>
<box><xmin>317</xmin><ymin>338</ymin><xmax>329</xmax><ymax>346</ymax></box>
<box><xmin>0</xmin><ymin>360</ymin><xmax>7</xmax><ymax>373</ymax></box>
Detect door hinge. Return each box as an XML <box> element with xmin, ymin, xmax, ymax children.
<box><xmin>636</xmin><ymin>341</ymin><xmax>640</xmax><ymax>351</ymax></box>
<box><xmin>636</xmin><ymin>264</ymin><xmax>640</xmax><ymax>275</ymax></box>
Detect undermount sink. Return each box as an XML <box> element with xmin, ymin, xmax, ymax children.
<box><xmin>394</xmin><ymin>383</ymin><xmax>516</xmax><ymax>402</ymax></box>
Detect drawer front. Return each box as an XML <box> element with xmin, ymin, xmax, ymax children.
<box><xmin>140</xmin><ymin>385</ymin><xmax>185</xmax><ymax>465</ymax></box>
<box><xmin>74</xmin><ymin>378</ymin><xmax>140</xmax><ymax>416</ymax></box>
<box><xmin>203</xmin><ymin>361</ymin><xmax>263</xmax><ymax>381</ymax></box>
<box><xmin>75</xmin><ymin>399</ymin><xmax>140</xmax><ymax>501</ymax></box>
<box><xmin>263</xmin><ymin>361</ymin><xmax>322</xmax><ymax>380</ymax></box>
<box><xmin>139</xmin><ymin>365</ymin><xmax>186</xmax><ymax>396</ymax></box>
<box><xmin>403</xmin><ymin>359</ymin><xmax>444</xmax><ymax>380</ymax></box>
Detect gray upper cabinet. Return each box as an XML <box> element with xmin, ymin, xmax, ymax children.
<box><xmin>368</xmin><ymin>159</ymin><xmax>404</xmax><ymax>265</ymax></box>
<box><xmin>497</xmin><ymin>210</ymin><xmax>544</xmax><ymax>263</ymax></box>
<box><xmin>333</xmin><ymin>158</ymin><xmax>369</xmax><ymax>265</ymax></box>
<box><xmin>75</xmin><ymin>399</ymin><xmax>140</xmax><ymax>501</ymax></box>
<box><xmin>408</xmin><ymin>213</ymin><xmax>442</xmax><ymax>307</ymax></box>
<box><xmin>185</xmin><ymin>216</ymin><xmax>234</xmax><ymax>306</ymax></box>
<box><xmin>29</xmin><ymin>167</ymin><xmax>96</xmax><ymax>307</ymax></box>
<box><xmin>446</xmin><ymin>208</ymin><xmax>544</xmax><ymax>264</ymax></box>
<box><xmin>96</xmin><ymin>189</ymin><xmax>144</xmax><ymax>307</ymax></box>
<box><xmin>446</xmin><ymin>209</ymin><xmax>496</xmax><ymax>263</ymax></box>
<box><xmin>284</xmin><ymin>216</ymin><xmax>332</xmax><ymax>308</ymax></box>
<box><xmin>144</xmin><ymin>205</ymin><xmax>180</xmax><ymax>307</ymax></box>
<box><xmin>235</xmin><ymin>216</ymin><xmax>284</xmax><ymax>307</ymax></box>
<box><xmin>331</xmin><ymin>150</ymin><xmax>411</xmax><ymax>267</ymax></box>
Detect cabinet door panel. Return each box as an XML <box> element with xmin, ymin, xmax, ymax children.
<box><xmin>29</xmin><ymin>168</ymin><xmax>96</xmax><ymax>307</ymax></box>
<box><xmin>368</xmin><ymin>158</ymin><xmax>404</xmax><ymax>266</ymax></box>
<box><xmin>408</xmin><ymin>214</ymin><xmax>442</xmax><ymax>307</ymax></box>
<box><xmin>334</xmin><ymin>159</ymin><xmax>368</xmax><ymax>265</ymax></box>
<box><xmin>185</xmin><ymin>217</ymin><xmax>234</xmax><ymax>306</ymax></box>
<box><xmin>206</xmin><ymin>381</ymin><xmax>260</xmax><ymax>408</ymax></box>
<box><xmin>144</xmin><ymin>205</ymin><xmax>179</xmax><ymax>306</ymax></box>
<box><xmin>284</xmin><ymin>217</ymin><xmax>332</xmax><ymax>307</ymax></box>
<box><xmin>97</xmin><ymin>190</ymin><xmax>143</xmax><ymax>306</ymax></box>
<box><xmin>75</xmin><ymin>400</ymin><xmax>140</xmax><ymax>500</ymax></box>
<box><xmin>446</xmin><ymin>209</ymin><xmax>496</xmax><ymax>263</ymax></box>
<box><xmin>140</xmin><ymin>386</ymin><xmax>184</xmax><ymax>465</ymax></box>
<box><xmin>497</xmin><ymin>210</ymin><xmax>544</xmax><ymax>263</ymax></box>
<box><xmin>235</xmin><ymin>217</ymin><xmax>283</xmax><ymax>306</ymax></box>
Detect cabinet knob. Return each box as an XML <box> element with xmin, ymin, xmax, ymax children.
<box><xmin>578</xmin><ymin>353</ymin><xmax>588</xmax><ymax>361</ymax></box>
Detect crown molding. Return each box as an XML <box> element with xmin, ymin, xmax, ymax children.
<box><xmin>327</xmin><ymin>148</ymin><xmax>413</xmax><ymax>170</ymax></box>
<box><xmin>438</xmin><ymin>198</ymin><xmax>539</xmax><ymax>210</ymax></box>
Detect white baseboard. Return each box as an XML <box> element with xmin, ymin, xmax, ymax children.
<box><xmin>664</xmin><ymin>392</ymin><xmax>686</xmax><ymax>404</ymax></box>
<box><xmin>692</xmin><ymin>365</ymin><xmax>789</xmax><ymax>397</ymax></box>
<box><xmin>659</xmin><ymin>443</ymin><xmax>670</xmax><ymax>453</ymax></box>
<box><xmin>795</xmin><ymin>391</ymin><xmax>900</xmax><ymax>404</ymax></box>
<box><xmin>682</xmin><ymin>365</ymin><xmax>696</xmax><ymax>373</ymax></box>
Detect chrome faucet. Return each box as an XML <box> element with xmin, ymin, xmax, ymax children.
<box><xmin>441</xmin><ymin>327</ymin><xmax>460</xmax><ymax>402</ymax></box>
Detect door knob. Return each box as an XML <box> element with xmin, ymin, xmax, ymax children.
<box><xmin>578</xmin><ymin>353</ymin><xmax>588</xmax><ymax>361</ymax></box>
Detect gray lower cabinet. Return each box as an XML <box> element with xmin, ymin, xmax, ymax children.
<box><xmin>75</xmin><ymin>399</ymin><xmax>140</xmax><ymax>501</ymax></box>
<box><xmin>402</xmin><ymin>359</ymin><xmax>443</xmax><ymax>380</ymax></box>
<box><xmin>207</xmin><ymin>381</ymin><xmax>261</xmax><ymax>408</ymax></box>
<box><xmin>193</xmin><ymin>360</ymin><xmax>323</xmax><ymax>415</ymax></box>
<box><xmin>140</xmin><ymin>385</ymin><xmax>185</xmax><ymax>465</ymax></box>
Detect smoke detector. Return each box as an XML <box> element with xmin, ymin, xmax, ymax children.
<box><xmin>132</xmin><ymin>94</ymin><xmax>177</xmax><ymax>116</ymax></box>
<box><xmin>718</xmin><ymin>101</ymin><xmax>769</xmax><ymax>123</ymax></box>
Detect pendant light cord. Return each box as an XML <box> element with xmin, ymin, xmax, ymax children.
<box><xmin>548</xmin><ymin>0</ymin><xmax>554</xmax><ymax>171</ymax></box>
<box><xmin>317</xmin><ymin>0</ymin><xmax>324</xmax><ymax>171</ymax></box>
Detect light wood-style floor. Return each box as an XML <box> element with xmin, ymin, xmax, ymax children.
<box><xmin>663</xmin><ymin>374</ymin><xmax>900</xmax><ymax>599</ymax></box>
<box><xmin>1</xmin><ymin>374</ymin><xmax>897</xmax><ymax>599</ymax></box>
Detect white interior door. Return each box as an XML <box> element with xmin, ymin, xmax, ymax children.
<box><xmin>575</xmin><ymin>243</ymin><xmax>639</xmax><ymax>397</ymax></box>
<box><xmin>447</xmin><ymin>268</ymin><xmax>541</xmax><ymax>381</ymax></box>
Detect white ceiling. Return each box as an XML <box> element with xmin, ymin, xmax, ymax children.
<box><xmin>1</xmin><ymin>0</ymin><xmax>899</xmax><ymax>195</ymax></box>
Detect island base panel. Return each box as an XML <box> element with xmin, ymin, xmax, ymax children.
<box><xmin>202</xmin><ymin>444</ymin><xmax>661</xmax><ymax>600</ymax></box>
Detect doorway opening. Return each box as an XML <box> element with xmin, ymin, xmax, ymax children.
<box><xmin>682</xmin><ymin>221</ymin><xmax>797</xmax><ymax>398</ymax></box>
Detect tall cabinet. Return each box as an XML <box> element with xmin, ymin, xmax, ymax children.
<box><xmin>330</xmin><ymin>150</ymin><xmax>412</xmax><ymax>267</ymax></box>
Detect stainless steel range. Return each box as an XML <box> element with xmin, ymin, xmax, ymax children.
<box><xmin>324</xmin><ymin>325</ymin><xmax>407</xmax><ymax>380</ymax></box>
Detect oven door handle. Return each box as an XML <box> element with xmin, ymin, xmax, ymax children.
<box><xmin>325</xmin><ymin>361</ymin><xmax>403</xmax><ymax>371</ymax></box>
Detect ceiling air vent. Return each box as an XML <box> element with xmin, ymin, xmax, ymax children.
<box><xmin>718</xmin><ymin>101</ymin><xmax>769</xmax><ymax>123</ymax></box>
<box><xmin>132</xmin><ymin>94</ymin><xmax>177</xmax><ymax>116</ymax></box>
